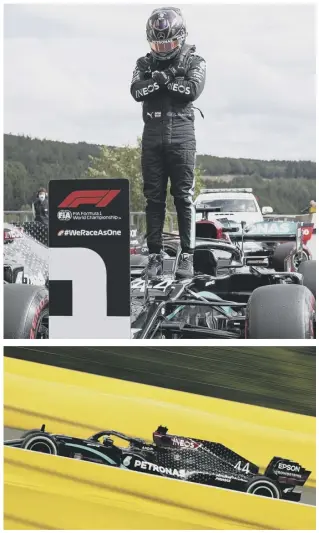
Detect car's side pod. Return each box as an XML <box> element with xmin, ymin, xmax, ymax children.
<box><xmin>264</xmin><ymin>456</ymin><xmax>311</xmax><ymax>486</ymax></box>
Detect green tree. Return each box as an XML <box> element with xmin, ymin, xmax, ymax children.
<box><xmin>4</xmin><ymin>161</ymin><xmax>29</xmax><ymax>210</ymax></box>
<box><xmin>88</xmin><ymin>138</ymin><xmax>204</xmax><ymax>224</ymax></box>
<box><xmin>88</xmin><ymin>139</ymin><xmax>144</xmax><ymax>212</ymax></box>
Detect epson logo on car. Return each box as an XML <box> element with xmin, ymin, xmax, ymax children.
<box><xmin>134</xmin><ymin>459</ymin><xmax>186</xmax><ymax>478</ymax></box>
<box><xmin>278</xmin><ymin>463</ymin><xmax>301</xmax><ymax>473</ymax></box>
<box><xmin>136</xmin><ymin>82</ymin><xmax>159</xmax><ymax>99</ymax></box>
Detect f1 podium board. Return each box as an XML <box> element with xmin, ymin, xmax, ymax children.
<box><xmin>49</xmin><ymin>179</ymin><xmax>130</xmax><ymax>339</ymax></box>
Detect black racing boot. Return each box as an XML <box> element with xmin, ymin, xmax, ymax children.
<box><xmin>147</xmin><ymin>253</ymin><xmax>163</xmax><ymax>279</ymax></box>
<box><xmin>176</xmin><ymin>253</ymin><xmax>194</xmax><ymax>279</ymax></box>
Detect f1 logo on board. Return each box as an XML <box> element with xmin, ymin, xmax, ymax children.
<box><xmin>59</xmin><ymin>190</ymin><xmax>120</xmax><ymax>209</ymax></box>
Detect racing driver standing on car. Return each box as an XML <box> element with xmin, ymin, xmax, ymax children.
<box><xmin>131</xmin><ymin>6</ymin><xmax>206</xmax><ymax>278</ymax></box>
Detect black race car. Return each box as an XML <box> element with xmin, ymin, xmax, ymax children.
<box><xmin>130</xmin><ymin>213</ymin><xmax>316</xmax><ymax>338</ymax></box>
<box><xmin>131</xmin><ymin>270</ymin><xmax>316</xmax><ymax>339</ymax></box>
<box><xmin>227</xmin><ymin>218</ymin><xmax>314</xmax><ymax>271</ymax></box>
<box><xmin>131</xmin><ymin>214</ymin><xmax>314</xmax><ymax>280</ymax></box>
<box><xmin>4</xmin><ymin>223</ymin><xmax>49</xmax><ymax>339</ymax></box>
<box><xmin>5</xmin><ymin>424</ymin><xmax>310</xmax><ymax>502</ymax></box>
<box><xmin>3</xmin><ymin>216</ymin><xmax>316</xmax><ymax>339</ymax></box>
<box><xmin>4</xmin><ymin>223</ymin><xmax>48</xmax><ymax>286</ymax></box>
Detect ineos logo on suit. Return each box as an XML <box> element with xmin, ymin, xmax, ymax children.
<box><xmin>135</xmin><ymin>82</ymin><xmax>159</xmax><ymax>99</ymax></box>
<box><xmin>168</xmin><ymin>82</ymin><xmax>191</xmax><ymax>95</ymax></box>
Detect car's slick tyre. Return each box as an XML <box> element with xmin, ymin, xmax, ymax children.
<box><xmin>298</xmin><ymin>260</ymin><xmax>316</xmax><ymax>299</ymax></box>
<box><xmin>246</xmin><ymin>476</ymin><xmax>282</xmax><ymax>499</ymax></box>
<box><xmin>22</xmin><ymin>432</ymin><xmax>58</xmax><ymax>455</ymax></box>
<box><xmin>271</xmin><ymin>242</ymin><xmax>309</xmax><ymax>271</ymax></box>
<box><xmin>246</xmin><ymin>284</ymin><xmax>315</xmax><ymax>339</ymax></box>
<box><xmin>4</xmin><ymin>284</ymin><xmax>49</xmax><ymax>339</ymax></box>
<box><xmin>21</xmin><ymin>429</ymin><xmax>45</xmax><ymax>439</ymax></box>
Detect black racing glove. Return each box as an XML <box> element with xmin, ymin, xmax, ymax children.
<box><xmin>151</xmin><ymin>70</ymin><xmax>171</xmax><ymax>86</ymax></box>
<box><xmin>151</xmin><ymin>63</ymin><xmax>187</xmax><ymax>86</ymax></box>
<box><xmin>152</xmin><ymin>65</ymin><xmax>187</xmax><ymax>86</ymax></box>
<box><xmin>167</xmin><ymin>65</ymin><xmax>186</xmax><ymax>78</ymax></box>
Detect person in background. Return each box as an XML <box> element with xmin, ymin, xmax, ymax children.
<box><xmin>309</xmin><ymin>200</ymin><xmax>316</xmax><ymax>214</ymax></box>
<box><xmin>301</xmin><ymin>200</ymin><xmax>316</xmax><ymax>214</ymax></box>
<box><xmin>32</xmin><ymin>187</ymin><xmax>49</xmax><ymax>225</ymax></box>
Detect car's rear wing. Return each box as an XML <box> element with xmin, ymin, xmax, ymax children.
<box><xmin>265</xmin><ymin>457</ymin><xmax>311</xmax><ymax>487</ymax></box>
<box><xmin>231</xmin><ymin>221</ymin><xmax>312</xmax><ymax>253</ymax></box>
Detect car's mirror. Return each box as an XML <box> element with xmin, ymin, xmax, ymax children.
<box><xmin>221</xmin><ymin>226</ymin><xmax>239</xmax><ymax>233</ymax></box>
<box><xmin>262</xmin><ymin>206</ymin><xmax>273</xmax><ymax>215</ymax></box>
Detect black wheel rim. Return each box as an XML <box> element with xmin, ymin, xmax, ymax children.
<box><xmin>35</xmin><ymin>309</ymin><xmax>49</xmax><ymax>339</ymax></box>
<box><xmin>293</xmin><ymin>251</ymin><xmax>309</xmax><ymax>270</ymax></box>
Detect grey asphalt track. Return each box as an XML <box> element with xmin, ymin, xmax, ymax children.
<box><xmin>3</xmin><ymin>427</ymin><xmax>315</xmax><ymax>507</ymax></box>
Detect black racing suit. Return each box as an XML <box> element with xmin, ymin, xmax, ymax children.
<box><xmin>33</xmin><ymin>198</ymin><xmax>49</xmax><ymax>225</ymax></box>
<box><xmin>130</xmin><ymin>44</ymin><xmax>206</xmax><ymax>254</ymax></box>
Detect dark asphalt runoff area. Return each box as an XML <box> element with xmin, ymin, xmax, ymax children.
<box><xmin>3</xmin><ymin>427</ymin><xmax>315</xmax><ymax>507</ymax></box>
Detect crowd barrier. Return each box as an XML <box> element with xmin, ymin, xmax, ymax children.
<box><xmin>4</xmin><ymin>210</ymin><xmax>315</xmax><ymax>232</ymax></box>
<box><xmin>4</xmin><ymin>446</ymin><xmax>315</xmax><ymax>530</ymax></box>
<box><xmin>4</xmin><ymin>210</ymin><xmax>177</xmax><ymax>233</ymax></box>
<box><xmin>4</xmin><ymin>357</ymin><xmax>315</xmax><ymax>488</ymax></box>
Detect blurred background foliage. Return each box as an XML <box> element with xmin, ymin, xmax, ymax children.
<box><xmin>4</xmin><ymin>134</ymin><xmax>315</xmax><ymax>215</ymax></box>
<box><xmin>5</xmin><ymin>346</ymin><xmax>315</xmax><ymax>416</ymax></box>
